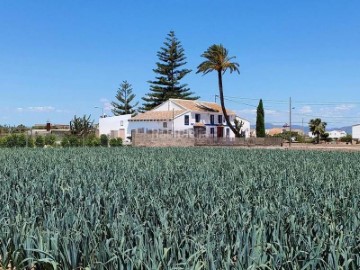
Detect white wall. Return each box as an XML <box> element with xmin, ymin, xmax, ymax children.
<box><xmin>353</xmin><ymin>125</ymin><xmax>360</xmax><ymax>140</ymax></box>
<box><xmin>99</xmin><ymin>115</ymin><xmax>132</xmax><ymax>140</ymax></box>
<box><xmin>128</xmin><ymin>120</ymin><xmax>172</xmax><ymax>133</ymax></box>
<box><xmin>328</xmin><ymin>130</ymin><xmax>347</xmax><ymax>139</ymax></box>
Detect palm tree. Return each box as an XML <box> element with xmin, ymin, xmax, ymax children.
<box><xmin>196</xmin><ymin>44</ymin><xmax>240</xmax><ymax>137</ymax></box>
<box><xmin>309</xmin><ymin>118</ymin><xmax>327</xmax><ymax>143</ymax></box>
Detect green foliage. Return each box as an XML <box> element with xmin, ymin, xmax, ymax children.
<box><xmin>309</xmin><ymin>118</ymin><xmax>327</xmax><ymax>143</ymax></box>
<box><xmin>111</xmin><ymin>80</ymin><xmax>138</xmax><ymax>116</ymax></box>
<box><xmin>45</xmin><ymin>134</ymin><xmax>56</xmax><ymax>146</ymax></box>
<box><xmin>16</xmin><ymin>134</ymin><xmax>27</xmax><ymax>147</ymax></box>
<box><xmin>273</xmin><ymin>131</ymin><xmax>304</xmax><ymax>142</ymax></box>
<box><xmin>85</xmin><ymin>134</ymin><xmax>100</xmax><ymax>147</ymax></box>
<box><xmin>61</xmin><ymin>136</ymin><xmax>70</xmax><ymax>147</ymax></box>
<box><xmin>27</xmin><ymin>137</ymin><xmax>35</xmax><ymax>148</ymax></box>
<box><xmin>109</xmin><ymin>137</ymin><xmax>123</xmax><ymax>147</ymax></box>
<box><xmin>141</xmin><ymin>31</ymin><xmax>198</xmax><ymax>111</ymax></box>
<box><xmin>1</xmin><ymin>148</ymin><xmax>360</xmax><ymax>269</ymax></box>
<box><xmin>0</xmin><ymin>136</ymin><xmax>5</xmax><ymax>147</ymax></box>
<box><xmin>70</xmin><ymin>115</ymin><xmax>94</xmax><ymax>137</ymax></box>
<box><xmin>68</xmin><ymin>135</ymin><xmax>80</xmax><ymax>147</ymax></box>
<box><xmin>35</xmin><ymin>135</ymin><xmax>45</xmax><ymax>148</ymax></box>
<box><xmin>197</xmin><ymin>44</ymin><xmax>240</xmax><ymax>137</ymax></box>
<box><xmin>100</xmin><ymin>134</ymin><xmax>108</xmax><ymax>147</ymax></box>
<box><xmin>321</xmin><ymin>132</ymin><xmax>331</xmax><ymax>142</ymax></box>
<box><xmin>256</xmin><ymin>99</ymin><xmax>265</xmax><ymax>137</ymax></box>
<box><xmin>340</xmin><ymin>134</ymin><xmax>352</xmax><ymax>143</ymax></box>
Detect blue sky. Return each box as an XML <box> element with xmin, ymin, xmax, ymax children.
<box><xmin>1</xmin><ymin>0</ymin><xmax>359</xmax><ymax>128</ymax></box>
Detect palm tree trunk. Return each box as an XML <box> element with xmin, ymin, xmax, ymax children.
<box><xmin>217</xmin><ymin>70</ymin><xmax>240</xmax><ymax>137</ymax></box>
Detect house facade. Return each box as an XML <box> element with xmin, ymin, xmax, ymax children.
<box><xmin>328</xmin><ymin>130</ymin><xmax>347</xmax><ymax>139</ymax></box>
<box><xmin>128</xmin><ymin>99</ymin><xmax>250</xmax><ymax>138</ymax></box>
<box><xmin>98</xmin><ymin>115</ymin><xmax>132</xmax><ymax>142</ymax></box>
<box><xmin>352</xmin><ymin>124</ymin><xmax>360</xmax><ymax>140</ymax></box>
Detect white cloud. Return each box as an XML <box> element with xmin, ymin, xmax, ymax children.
<box><xmin>334</xmin><ymin>104</ymin><xmax>355</xmax><ymax>111</ymax></box>
<box><xmin>15</xmin><ymin>106</ymin><xmax>56</xmax><ymax>113</ymax></box>
<box><xmin>99</xmin><ymin>98</ymin><xmax>114</xmax><ymax>113</ymax></box>
<box><xmin>235</xmin><ymin>109</ymin><xmax>256</xmax><ymax>115</ymax></box>
<box><xmin>265</xmin><ymin>109</ymin><xmax>280</xmax><ymax>116</ymax></box>
<box><xmin>27</xmin><ymin>106</ymin><xmax>55</xmax><ymax>112</ymax></box>
<box><xmin>299</xmin><ymin>105</ymin><xmax>312</xmax><ymax>114</ymax></box>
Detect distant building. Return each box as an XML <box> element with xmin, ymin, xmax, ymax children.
<box><xmin>266</xmin><ymin>128</ymin><xmax>284</xmax><ymax>136</ymax></box>
<box><xmin>352</xmin><ymin>124</ymin><xmax>360</xmax><ymax>140</ymax></box>
<box><xmin>328</xmin><ymin>130</ymin><xmax>347</xmax><ymax>139</ymax></box>
<box><xmin>98</xmin><ymin>115</ymin><xmax>132</xmax><ymax>142</ymax></box>
<box><xmin>29</xmin><ymin>123</ymin><xmax>70</xmax><ymax>136</ymax></box>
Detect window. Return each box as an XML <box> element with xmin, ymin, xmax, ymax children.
<box><xmin>184</xmin><ymin>115</ymin><xmax>189</xmax><ymax>125</ymax></box>
<box><xmin>210</xmin><ymin>115</ymin><xmax>214</xmax><ymax>125</ymax></box>
<box><xmin>210</xmin><ymin>128</ymin><xmax>215</xmax><ymax>137</ymax></box>
<box><xmin>226</xmin><ymin>128</ymin><xmax>230</xmax><ymax>137</ymax></box>
<box><xmin>195</xmin><ymin>114</ymin><xmax>201</xmax><ymax>123</ymax></box>
<box><xmin>218</xmin><ymin>115</ymin><xmax>223</xmax><ymax>124</ymax></box>
<box><xmin>163</xmin><ymin>122</ymin><xmax>167</xmax><ymax>128</ymax></box>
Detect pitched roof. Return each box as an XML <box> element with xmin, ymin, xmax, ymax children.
<box><xmin>170</xmin><ymin>99</ymin><xmax>236</xmax><ymax>115</ymax></box>
<box><xmin>129</xmin><ymin>110</ymin><xmax>185</xmax><ymax>121</ymax></box>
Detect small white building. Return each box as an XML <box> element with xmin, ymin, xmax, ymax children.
<box><xmin>328</xmin><ymin>130</ymin><xmax>347</xmax><ymax>139</ymax></box>
<box><xmin>128</xmin><ymin>99</ymin><xmax>250</xmax><ymax>138</ymax></box>
<box><xmin>98</xmin><ymin>115</ymin><xmax>132</xmax><ymax>141</ymax></box>
<box><xmin>235</xmin><ymin>116</ymin><xmax>251</xmax><ymax>138</ymax></box>
<box><xmin>352</xmin><ymin>124</ymin><xmax>360</xmax><ymax>140</ymax></box>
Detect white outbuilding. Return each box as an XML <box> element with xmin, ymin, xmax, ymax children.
<box><xmin>98</xmin><ymin>115</ymin><xmax>132</xmax><ymax>142</ymax></box>
<box><xmin>328</xmin><ymin>130</ymin><xmax>347</xmax><ymax>139</ymax></box>
<box><xmin>352</xmin><ymin>124</ymin><xmax>360</xmax><ymax>140</ymax></box>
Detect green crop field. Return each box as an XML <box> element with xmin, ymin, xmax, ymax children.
<box><xmin>1</xmin><ymin>148</ymin><xmax>360</xmax><ymax>269</ymax></box>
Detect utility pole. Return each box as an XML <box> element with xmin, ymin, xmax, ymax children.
<box><xmin>215</xmin><ymin>94</ymin><xmax>218</xmax><ymax>103</ymax></box>
<box><xmin>289</xmin><ymin>97</ymin><xmax>292</xmax><ymax>147</ymax></box>
<box><xmin>172</xmin><ymin>108</ymin><xmax>175</xmax><ymax>137</ymax></box>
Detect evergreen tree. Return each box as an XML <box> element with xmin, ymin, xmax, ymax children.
<box><xmin>256</xmin><ymin>99</ymin><xmax>265</xmax><ymax>137</ymax></box>
<box><xmin>141</xmin><ymin>31</ymin><xmax>198</xmax><ymax>111</ymax></box>
<box><xmin>111</xmin><ymin>81</ymin><xmax>138</xmax><ymax>116</ymax></box>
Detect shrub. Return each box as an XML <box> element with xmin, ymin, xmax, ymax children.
<box><xmin>27</xmin><ymin>137</ymin><xmax>35</xmax><ymax>148</ymax></box>
<box><xmin>17</xmin><ymin>134</ymin><xmax>27</xmax><ymax>147</ymax></box>
<box><xmin>45</xmin><ymin>134</ymin><xmax>57</xmax><ymax>146</ymax></box>
<box><xmin>0</xmin><ymin>137</ymin><xmax>6</xmax><ymax>147</ymax></box>
<box><xmin>109</xmin><ymin>138</ymin><xmax>123</xmax><ymax>147</ymax></box>
<box><xmin>340</xmin><ymin>134</ymin><xmax>352</xmax><ymax>143</ymax></box>
<box><xmin>68</xmin><ymin>136</ymin><xmax>80</xmax><ymax>147</ymax></box>
<box><xmin>85</xmin><ymin>135</ymin><xmax>100</xmax><ymax>147</ymax></box>
<box><xmin>61</xmin><ymin>137</ymin><xmax>70</xmax><ymax>147</ymax></box>
<box><xmin>35</xmin><ymin>135</ymin><xmax>45</xmax><ymax>148</ymax></box>
<box><xmin>100</xmin><ymin>134</ymin><xmax>108</xmax><ymax>147</ymax></box>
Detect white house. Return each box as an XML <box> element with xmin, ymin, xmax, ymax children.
<box><xmin>98</xmin><ymin>115</ymin><xmax>132</xmax><ymax>141</ymax></box>
<box><xmin>353</xmin><ymin>124</ymin><xmax>360</xmax><ymax>140</ymax></box>
<box><xmin>328</xmin><ymin>130</ymin><xmax>347</xmax><ymax>139</ymax></box>
<box><xmin>128</xmin><ymin>99</ymin><xmax>250</xmax><ymax>138</ymax></box>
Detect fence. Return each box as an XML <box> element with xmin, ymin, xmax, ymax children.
<box><xmin>194</xmin><ymin>137</ymin><xmax>283</xmax><ymax>146</ymax></box>
<box><xmin>131</xmin><ymin>129</ymin><xmax>283</xmax><ymax>147</ymax></box>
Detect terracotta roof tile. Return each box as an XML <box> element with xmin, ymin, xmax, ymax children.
<box><xmin>129</xmin><ymin>110</ymin><xmax>185</xmax><ymax>121</ymax></box>
<box><xmin>170</xmin><ymin>99</ymin><xmax>235</xmax><ymax>115</ymax></box>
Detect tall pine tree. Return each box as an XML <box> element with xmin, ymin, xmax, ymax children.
<box><xmin>256</xmin><ymin>99</ymin><xmax>265</xmax><ymax>137</ymax></box>
<box><xmin>141</xmin><ymin>31</ymin><xmax>199</xmax><ymax>111</ymax></box>
<box><xmin>111</xmin><ymin>81</ymin><xmax>138</xmax><ymax>116</ymax></box>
